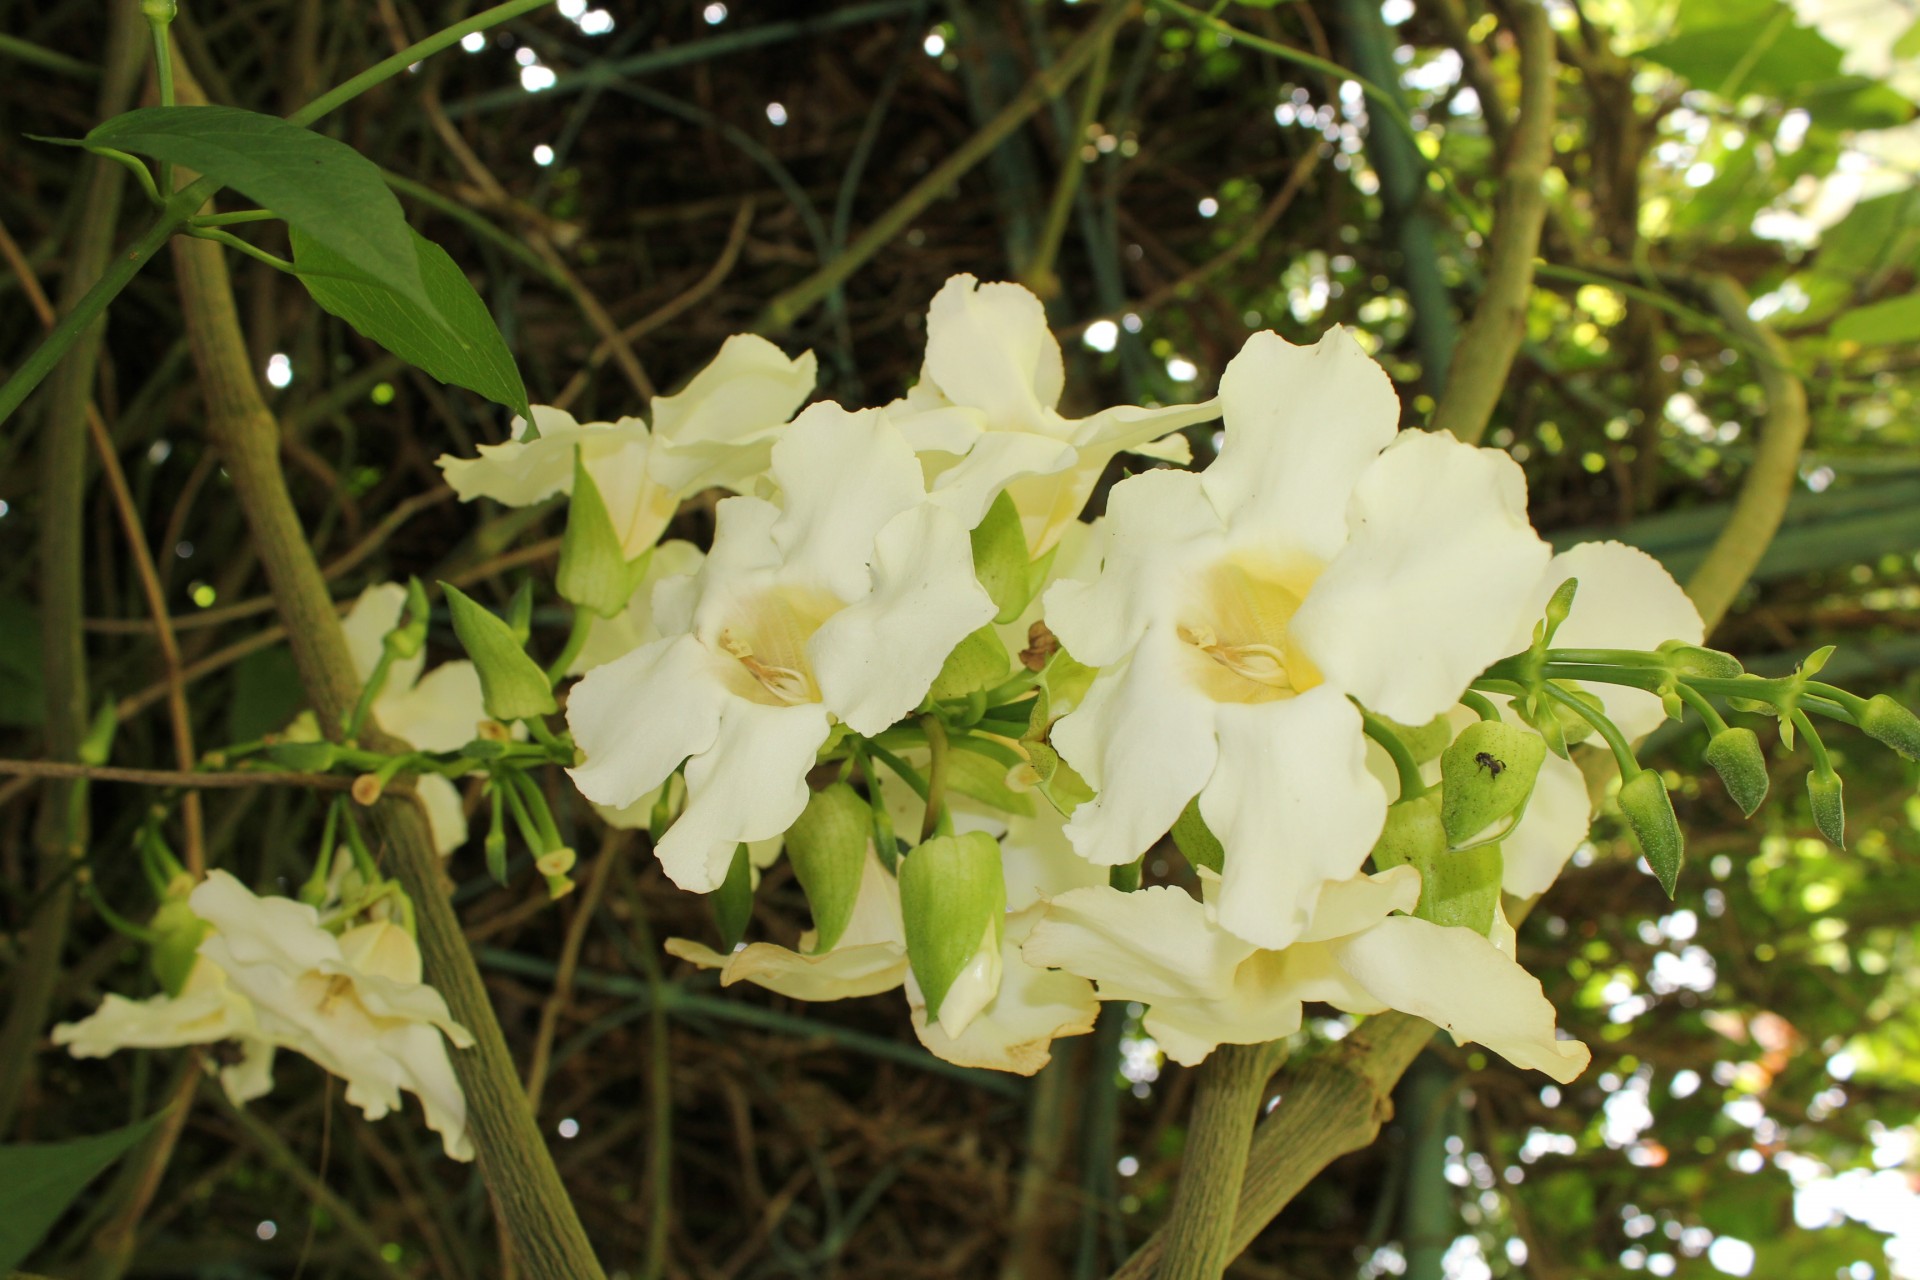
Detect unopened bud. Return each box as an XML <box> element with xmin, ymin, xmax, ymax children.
<box><xmin>1807</xmin><ymin>771</ymin><xmax>1845</xmax><ymax>848</ymax></box>
<box><xmin>1860</xmin><ymin>694</ymin><xmax>1920</xmax><ymax>762</ymax></box>
<box><xmin>535</xmin><ymin>846</ymin><xmax>577</xmax><ymax>879</ymax></box>
<box><xmin>270</xmin><ymin>740</ymin><xmax>340</xmax><ymax>772</ymax></box>
<box><xmin>899</xmin><ymin>831</ymin><xmax>1005</xmax><ymax>1026</ymax></box>
<box><xmin>351</xmin><ymin>774</ymin><xmax>384</xmax><ymax>806</ymax></box>
<box><xmin>1619</xmin><ymin>770</ymin><xmax>1683</xmax><ymax>898</ymax></box>
<box><xmin>1703</xmin><ymin>727</ymin><xmax>1769</xmax><ymax>818</ymax></box>
<box><xmin>443</xmin><ymin>583</ymin><xmax>558</xmax><ymax>721</ymax></box>
<box><xmin>78</xmin><ymin>700</ymin><xmax>119</xmax><ymax>767</ymax></box>
<box><xmin>786</xmin><ymin>784</ymin><xmax>872</xmax><ymax>952</ymax></box>
<box><xmin>712</xmin><ymin>842</ymin><xmax>754</xmax><ymax>950</ymax></box>
<box><xmin>1370</xmin><ymin>793</ymin><xmax>1445</xmax><ymax>872</ymax></box>
<box><xmin>383</xmin><ymin>578</ymin><xmax>431</xmax><ymax>660</ymax></box>
<box><xmin>1658</xmin><ymin>640</ymin><xmax>1744</xmax><ymax>680</ymax></box>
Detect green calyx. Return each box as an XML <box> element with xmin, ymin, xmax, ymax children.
<box><xmin>898</xmin><ymin>830</ymin><xmax>1005</xmax><ymax>1023</ymax></box>
<box><xmin>443</xmin><ymin>582</ymin><xmax>559</xmax><ymax>721</ymax></box>
<box><xmin>1618</xmin><ymin>770</ymin><xmax>1684</xmax><ymax>898</ymax></box>
<box><xmin>1370</xmin><ymin>793</ymin><xmax>1501</xmax><ymax>936</ymax></box>
<box><xmin>786</xmin><ymin>783</ymin><xmax>873</xmax><ymax>953</ymax></box>
<box><xmin>1703</xmin><ymin>727</ymin><xmax>1770</xmax><ymax>818</ymax></box>
<box><xmin>1438</xmin><ymin>720</ymin><xmax>1547</xmax><ymax>848</ymax></box>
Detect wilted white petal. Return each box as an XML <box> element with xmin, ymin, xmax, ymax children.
<box><xmin>658</xmin><ymin>699</ymin><xmax>832</xmax><ymax>892</ymax></box>
<box><xmin>1501</xmin><ymin>749</ymin><xmax>1594</xmax><ymax>898</ymax></box>
<box><xmin>812</xmin><ymin>503</ymin><xmax>994</xmax><ymax>734</ymax></box>
<box><xmin>911</xmin><ymin>907</ymin><xmax>1097</xmax><ymax>1075</ymax></box>
<box><xmin>1202</xmin><ymin>329</ymin><xmax>1398</xmax><ymax>560</ymax></box>
<box><xmin>1526</xmin><ymin>541</ymin><xmax>1704</xmax><ymax>742</ymax></box>
<box><xmin>649</xmin><ymin>333</ymin><xmax>816</xmax><ymax>450</ymax></box>
<box><xmin>1023</xmin><ymin>885</ymin><xmax>1256</xmax><ymax>1003</ymax></box>
<box><xmin>1203</xmin><ymin>686</ymin><xmax>1389</xmax><ymax>950</ymax></box>
<box><xmin>1292</xmin><ymin>432</ymin><xmax>1550</xmax><ymax>724</ymax></box>
<box><xmin>1056</xmin><ymin>628</ymin><xmax>1221</xmax><ymax>865</ymax></box>
<box><xmin>437</xmin><ymin>409</ymin><xmax>648</xmax><ymax>511</ymax></box>
<box><xmin>51</xmin><ymin>957</ymin><xmax>254</xmax><ymax>1058</ymax></box>
<box><xmin>666</xmin><ymin>937</ymin><xmax>908</xmax><ymax>1001</ymax></box>
<box><xmin>1331</xmin><ymin>915</ymin><xmax>1591</xmax><ymax>1082</ymax></box>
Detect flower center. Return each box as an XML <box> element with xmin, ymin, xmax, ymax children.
<box><xmin>1178</xmin><ymin>558</ymin><xmax>1322</xmax><ymax>704</ymax></box>
<box><xmin>714</xmin><ymin>588</ymin><xmax>839</xmax><ymax>707</ymax></box>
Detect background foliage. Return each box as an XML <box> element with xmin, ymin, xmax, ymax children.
<box><xmin>2</xmin><ymin>0</ymin><xmax>1917</xmax><ymax>1276</ymax></box>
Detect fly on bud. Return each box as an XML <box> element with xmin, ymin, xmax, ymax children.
<box><xmin>1619</xmin><ymin>770</ymin><xmax>1684</xmax><ymax>897</ymax></box>
<box><xmin>1439</xmin><ymin>721</ymin><xmax>1547</xmax><ymax>848</ymax></box>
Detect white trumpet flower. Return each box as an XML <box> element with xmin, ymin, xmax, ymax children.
<box><xmin>889</xmin><ymin>275</ymin><xmax>1217</xmax><ymax>553</ymax></box>
<box><xmin>566</xmin><ymin>402</ymin><xmax>995</xmax><ymax>892</ymax></box>
<box><xmin>1044</xmin><ymin>329</ymin><xmax>1552</xmax><ymax>950</ymax></box>
<box><xmin>438</xmin><ymin>334</ymin><xmax>817</xmax><ymax>558</ymax></box>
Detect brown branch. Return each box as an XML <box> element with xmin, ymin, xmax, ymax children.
<box><xmin>1429</xmin><ymin>0</ymin><xmax>1557</xmax><ymax>445</ymax></box>
<box><xmin>0</xmin><ymin>758</ymin><xmax>357</xmax><ymax>791</ymax></box>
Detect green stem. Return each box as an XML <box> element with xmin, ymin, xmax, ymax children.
<box><xmin>1539</xmin><ymin>681</ymin><xmax>1639</xmax><ymax>779</ymax></box>
<box><xmin>1360</xmin><ymin>708</ymin><xmax>1427</xmax><ymax>800</ymax></box>
<box><xmin>1792</xmin><ymin>709</ymin><xmax>1835</xmax><ymax>775</ymax></box>
<box><xmin>920</xmin><ymin>714</ymin><xmax>950</xmax><ymax>842</ymax></box>
<box><xmin>545</xmin><ymin>609</ymin><xmax>594</xmax><ymax>685</ymax></box>
<box><xmin>1675</xmin><ymin>683</ymin><xmax>1730</xmax><ymax>736</ymax></box>
<box><xmin>285</xmin><ymin>0</ymin><xmax>554</xmax><ymax>128</ymax></box>
<box><xmin>184</xmin><ymin>225</ymin><xmax>298</xmax><ymax>272</ymax></box>
<box><xmin>145</xmin><ymin>5</ymin><xmax>175</xmax><ymax>190</ymax></box>
<box><xmin>1156</xmin><ymin>1043</ymin><xmax>1286</xmax><ymax>1279</ymax></box>
<box><xmin>190</xmin><ymin>208</ymin><xmax>280</xmax><ymax>226</ymax></box>
<box><xmin>1459</xmin><ymin>690</ymin><xmax>1501</xmax><ymax>722</ymax></box>
<box><xmin>344</xmin><ymin>647</ymin><xmax>395</xmax><ymax>741</ymax></box>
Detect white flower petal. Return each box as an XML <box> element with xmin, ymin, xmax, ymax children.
<box><xmin>1204</xmin><ymin>686</ymin><xmax>1391</xmax><ymax>950</ymax></box>
<box><xmin>1501</xmin><ymin>748</ymin><xmax>1594</xmax><ymax>898</ymax></box>
<box><xmin>1292</xmin><ymin>432</ymin><xmax>1551</xmax><ymax>724</ymax></box>
<box><xmin>665</xmin><ymin>937</ymin><xmax>908</xmax><ymax>1002</ymax></box>
<box><xmin>1203</xmin><ymin>329</ymin><xmax>1398</xmax><ymax>561</ymax></box>
<box><xmin>416</xmin><ymin>773</ymin><xmax>469</xmax><ymax>856</ymax></box>
<box><xmin>51</xmin><ymin>957</ymin><xmax>254</xmax><ymax>1057</ymax></box>
<box><xmin>378</xmin><ymin>661</ymin><xmax>485</xmax><ymax>753</ymax></box>
<box><xmin>648</xmin><ymin>333</ymin><xmax>816</xmax><ymax>450</ymax></box>
<box><xmin>437</xmin><ymin>410</ymin><xmax>649</xmax><ymax>510</ymax></box>
<box><xmin>1055</xmin><ymin>627</ymin><xmax>1221</xmax><ymax>865</ymax></box>
<box><xmin>910</xmin><ymin>906</ymin><xmax>1098</xmax><ymax>1076</ymax></box>
<box><xmin>1331</xmin><ymin>915</ymin><xmax>1591</xmax><ymax>1082</ymax></box>
<box><xmin>657</xmin><ymin>700</ymin><xmax>833</xmax><ymax>892</ymax></box>
<box><xmin>1001</xmin><ymin>805</ymin><xmax>1106</xmax><ymax>911</ymax></box>
<box><xmin>219</xmin><ymin>1039</ymin><xmax>277</xmax><ymax>1104</ymax></box>
<box><xmin>1140</xmin><ymin>948</ymin><xmax>1310</xmax><ymax>1067</ymax></box>
<box><xmin>567</xmin><ymin>634</ymin><xmax>730</xmax><ymax>810</ymax></box>
<box><xmin>922</xmin><ymin>274</ymin><xmax>1063</xmax><ymax>431</ymax></box>
<box><xmin>570</xmin><ymin>540</ymin><xmax>706</xmax><ymax>674</ymax></box>
<box><xmin>1043</xmin><ymin>467</ymin><xmax>1223</xmax><ymax>668</ymax></box>
<box><xmin>922</xmin><ymin>429</ymin><xmax>1079</xmax><ymax>534</ymax></box>
<box><xmin>812</xmin><ymin>503</ymin><xmax>995</xmax><ymax>734</ymax></box>
<box><xmin>1022</xmin><ymin>885</ymin><xmax>1256</xmax><ymax>1002</ymax></box>
<box><xmin>769</xmin><ymin>404</ymin><xmax>928</xmax><ymax>603</ymax></box>
<box><xmin>1529</xmin><ymin>541</ymin><xmax>1705</xmax><ymax>742</ymax></box>
<box><xmin>1298</xmin><ymin>865</ymin><xmax>1422</xmax><ymax>942</ymax></box>
<box><xmin>341</xmin><ymin>583</ymin><xmax>412</xmax><ymax>689</ymax></box>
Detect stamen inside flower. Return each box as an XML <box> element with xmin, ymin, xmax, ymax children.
<box><xmin>712</xmin><ymin>588</ymin><xmax>839</xmax><ymax>707</ymax></box>
<box><xmin>1178</xmin><ymin>558</ymin><xmax>1322</xmax><ymax>704</ymax></box>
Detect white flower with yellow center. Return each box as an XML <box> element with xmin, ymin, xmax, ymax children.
<box><xmin>53</xmin><ymin>955</ymin><xmax>275</xmax><ymax>1106</ymax></box>
<box><xmin>566</xmin><ymin>402</ymin><xmax>996</xmax><ymax>892</ymax></box>
<box><xmin>1044</xmin><ymin>329</ymin><xmax>1552</xmax><ymax>950</ymax></box>
<box><xmin>190</xmin><ymin>871</ymin><xmax>477</xmax><ymax>1161</ymax></box>
<box><xmin>339</xmin><ymin>583</ymin><xmax>486</xmax><ymax>855</ymax></box>
<box><xmin>1023</xmin><ymin>868</ymin><xmax>1590</xmax><ymax>1082</ymax></box>
<box><xmin>437</xmin><ymin>334</ymin><xmax>817</xmax><ymax>559</ymax></box>
<box><xmin>889</xmin><ymin>275</ymin><xmax>1217</xmax><ymax>554</ymax></box>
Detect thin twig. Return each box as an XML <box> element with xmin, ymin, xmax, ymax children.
<box><xmin>525</xmin><ymin>832</ymin><xmax>626</xmax><ymax>1112</ymax></box>
<box><xmin>0</xmin><ymin>758</ymin><xmax>357</xmax><ymax>791</ymax></box>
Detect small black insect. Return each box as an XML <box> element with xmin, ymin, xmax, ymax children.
<box><xmin>1474</xmin><ymin>751</ymin><xmax>1506</xmax><ymax>778</ymax></box>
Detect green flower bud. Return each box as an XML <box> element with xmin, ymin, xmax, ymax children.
<box><xmin>1619</xmin><ymin>770</ymin><xmax>1684</xmax><ymax>898</ymax></box>
<box><xmin>507</xmin><ymin>580</ymin><xmax>536</xmax><ymax>646</ymax></box>
<box><xmin>1392</xmin><ymin>714</ymin><xmax>1454</xmax><ymax>766</ymax></box>
<box><xmin>711</xmin><ymin>842</ymin><xmax>754</xmax><ymax>950</ymax></box>
<box><xmin>1658</xmin><ymin>640</ymin><xmax>1744</xmax><ymax>679</ymax></box>
<box><xmin>442</xmin><ymin>583</ymin><xmax>558</xmax><ymax>721</ymax></box>
<box><xmin>899</xmin><ymin>830</ymin><xmax>1005</xmax><ymax>1023</ymax></box>
<box><xmin>1370</xmin><ymin>792</ymin><xmax>1446</xmax><ymax>872</ymax></box>
<box><xmin>267</xmin><ymin>740</ymin><xmax>340</xmax><ymax>772</ymax></box>
<box><xmin>78</xmin><ymin>699</ymin><xmax>118</xmax><ymax>767</ymax></box>
<box><xmin>1807</xmin><ymin>770</ymin><xmax>1845</xmax><ymax>848</ymax></box>
<box><xmin>382</xmin><ymin>578</ymin><xmax>431</xmax><ymax>661</ymax></box>
<box><xmin>557</xmin><ymin>451</ymin><xmax>646</xmax><ymax>618</ymax></box>
<box><xmin>786</xmin><ymin>783</ymin><xmax>873</xmax><ymax>952</ymax></box>
<box><xmin>1703</xmin><ymin>727</ymin><xmax>1770</xmax><ymax>818</ymax></box>
<box><xmin>1860</xmin><ymin>694</ymin><xmax>1920</xmax><ymax>762</ymax></box>
<box><xmin>484</xmin><ymin>786</ymin><xmax>509</xmax><ymax>885</ymax></box>
<box><xmin>1171</xmin><ymin>795</ymin><xmax>1224</xmax><ymax>875</ymax></box>
<box><xmin>1439</xmin><ymin>721</ymin><xmax>1547</xmax><ymax>848</ymax></box>
<box><xmin>1540</xmin><ymin>577</ymin><xmax>1578</xmax><ymax>646</ymax></box>
<box><xmin>1370</xmin><ymin>795</ymin><xmax>1500</xmax><ymax>935</ymax></box>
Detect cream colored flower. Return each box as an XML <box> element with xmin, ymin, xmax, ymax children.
<box><xmin>52</xmin><ymin>955</ymin><xmax>275</xmax><ymax>1105</ymax></box>
<box><xmin>438</xmin><ymin>335</ymin><xmax>817</xmax><ymax>558</ymax></box>
<box><xmin>888</xmin><ymin>275</ymin><xmax>1216</xmax><ymax>554</ymax></box>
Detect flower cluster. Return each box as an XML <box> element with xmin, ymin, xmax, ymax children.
<box><xmin>63</xmin><ymin>272</ymin><xmax>1761</xmax><ymax>1158</ymax></box>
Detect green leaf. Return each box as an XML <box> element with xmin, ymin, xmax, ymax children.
<box><xmin>1438</xmin><ymin>721</ymin><xmax>1548</xmax><ymax>848</ymax></box>
<box><xmin>1833</xmin><ymin>294</ymin><xmax>1920</xmax><ymax>347</ymax></box>
<box><xmin>0</xmin><ymin>1112</ymin><xmax>169</xmax><ymax>1273</ymax></box>
<box><xmin>441</xmin><ymin>583</ymin><xmax>558</xmax><ymax>721</ymax></box>
<box><xmin>928</xmin><ymin>625</ymin><xmax>1011</xmax><ymax>701</ymax></box>
<box><xmin>226</xmin><ymin>645</ymin><xmax>302</xmax><ymax>743</ymax></box>
<box><xmin>898</xmin><ymin>830</ymin><xmax>1005</xmax><ymax>1022</ymax></box>
<box><xmin>785</xmin><ymin>784</ymin><xmax>872</xmax><ymax>952</ymax></box>
<box><xmin>712</xmin><ymin>842</ymin><xmax>754</xmax><ymax>950</ymax></box>
<box><xmin>87</xmin><ymin>106</ymin><xmax>433</xmax><ymax>315</ymax></box>
<box><xmin>1171</xmin><ymin>796</ymin><xmax>1224</xmax><ymax>875</ymax></box>
<box><xmin>970</xmin><ymin>491</ymin><xmax>1035</xmax><ymax>623</ymax></box>
<box><xmin>292</xmin><ymin>224</ymin><xmax>530</xmax><ymax>421</ymax></box>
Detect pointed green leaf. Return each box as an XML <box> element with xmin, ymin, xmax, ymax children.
<box><xmin>712</xmin><ymin>842</ymin><xmax>754</xmax><ymax>949</ymax></box>
<box><xmin>786</xmin><ymin>784</ymin><xmax>872</xmax><ymax>952</ymax></box>
<box><xmin>86</xmin><ymin>106</ymin><xmax>433</xmax><ymax>314</ymax></box>
<box><xmin>1439</xmin><ymin>721</ymin><xmax>1547</xmax><ymax>847</ymax></box>
<box><xmin>556</xmin><ymin>451</ymin><xmax>642</xmax><ymax>617</ymax></box>
<box><xmin>971</xmin><ymin>490</ymin><xmax>1036</xmax><ymax>623</ymax></box>
<box><xmin>929</xmin><ymin>625</ymin><xmax>1012</xmax><ymax>701</ymax></box>
<box><xmin>292</xmin><ymin>224</ymin><xmax>529</xmax><ymax>422</ymax></box>
<box><xmin>441</xmin><ymin>583</ymin><xmax>557</xmax><ymax>720</ymax></box>
<box><xmin>0</xmin><ymin>1112</ymin><xmax>170</xmax><ymax>1273</ymax></box>
<box><xmin>898</xmin><ymin>830</ymin><xmax>1005</xmax><ymax>1022</ymax></box>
